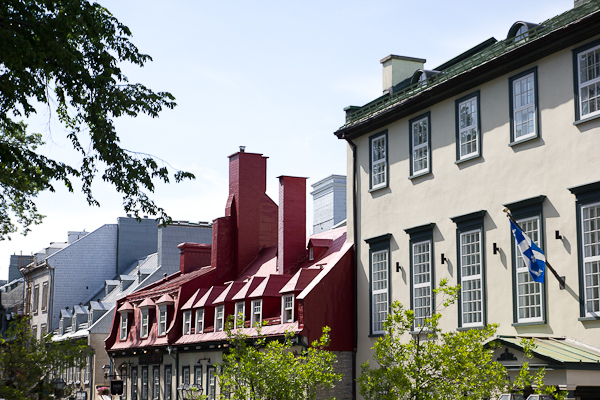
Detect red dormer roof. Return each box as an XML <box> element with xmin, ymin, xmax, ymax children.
<box><xmin>308</xmin><ymin>238</ymin><xmax>333</xmax><ymax>248</ymax></box>
<box><xmin>155</xmin><ymin>293</ymin><xmax>175</xmax><ymax>305</ymax></box>
<box><xmin>248</xmin><ymin>275</ymin><xmax>290</xmax><ymax>298</ymax></box>
<box><xmin>117</xmin><ymin>301</ymin><xmax>134</xmax><ymax>313</ymax></box>
<box><xmin>213</xmin><ymin>281</ymin><xmax>246</xmax><ymax>304</ymax></box>
<box><xmin>279</xmin><ymin>268</ymin><xmax>321</xmax><ymax>294</ymax></box>
<box><xmin>180</xmin><ymin>289</ymin><xmax>208</xmax><ymax>311</ymax></box>
<box><xmin>138</xmin><ymin>298</ymin><xmax>156</xmax><ymax>308</ymax></box>
<box><xmin>193</xmin><ymin>286</ymin><xmax>227</xmax><ymax>308</ymax></box>
<box><xmin>231</xmin><ymin>276</ymin><xmax>266</xmax><ymax>301</ymax></box>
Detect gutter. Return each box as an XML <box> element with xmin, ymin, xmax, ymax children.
<box><xmin>344</xmin><ymin>137</ymin><xmax>358</xmax><ymax>400</ymax></box>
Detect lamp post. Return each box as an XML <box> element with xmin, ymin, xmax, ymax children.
<box><xmin>52</xmin><ymin>378</ymin><xmax>66</xmax><ymax>398</ymax></box>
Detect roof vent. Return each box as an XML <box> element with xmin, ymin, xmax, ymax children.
<box><xmin>239</xmin><ymin>146</ymin><xmax>246</xmax><ymax>152</ymax></box>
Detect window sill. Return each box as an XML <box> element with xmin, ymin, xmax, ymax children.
<box><xmin>409</xmin><ymin>329</ymin><xmax>433</xmax><ymax>335</ymax></box>
<box><xmin>408</xmin><ymin>171</ymin><xmax>431</xmax><ymax>180</ymax></box>
<box><xmin>573</xmin><ymin>113</ymin><xmax>600</xmax><ymax>126</ymax></box>
<box><xmin>456</xmin><ymin>325</ymin><xmax>485</xmax><ymax>331</ymax></box>
<box><xmin>455</xmin><ymin>154</ymin><xmax>480</xmax><ymax>165</ymax></box>
<box><xmin>368</xmin><ymin>184</ymin><xmax>388</xmax><ymax>193</ymax></box>
<box><xmin>511</xmin><ymin>321</ymin><xmax>546</xmax><ymax>327</ymax></box>
<box><xmin>508</xmin><ymin>135</ymin><xmax>538</xmax><ymax>147</ymax></box>
<box><xmin>368</xmin><ymin>333</ymin><xmax>384</xmax><ymax>338</ymax></box>
<box><xmin>578</xmin><ymin>316</ymin><xmax>600</xmax><ymax>322</ymax></box>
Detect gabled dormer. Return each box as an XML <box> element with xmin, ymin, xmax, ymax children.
<box><xmin>117</xmin><ymin>301</ymin><xmax>134</xmax><ymax>341</ymax></box>
<box><xmin>155</xmin><ymin>294</ymin><xmax>175</xmax><ymax>336</ymax></box>
<box><xmin>138</xmin><ymin>297</ymin><xmax>156</xmax><ymax>339</ymax></box>
<box><xmin>193</xmin><ymin>286</ymin><xmax>226</xmax><ymax>333</ymax></box>
<box><xmin>59</xmin><ymin>308</ymin><xmax>72</xmax><ymax>334</ymax></box>
<box><xmin>307</xmin><ymin>238</ymin><xmax>333</xmax><ymax>262</ymax></box>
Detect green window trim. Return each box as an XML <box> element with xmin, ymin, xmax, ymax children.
<box><xmin>451</xmin><ymin>210</ymin><xmax>487</xmax><ymax>328</ymax></box>
<box><xmin>368</xmin><ymin>130</ymin><xmax>389</xmax><ymax>191</ymax></box>
<box><xmin>408</xmin><ymin>112</ymin><xmax>432</xmax><ymax>178</ymax></box>
<box><xmin>365</xmin><ymin>233</ymin><xmax>392</xmax><ymax>336</ymax></box>
<box><xmin>454</xmin><ymin>91</ymin><xmax>482</xmax><ymax>162</ymax></box>
<box><xmin>572</xmin><ymin>37</ymin><xmax>600</xmax><ymax>122</ymax></box>
<box><xmin>508</xmin><ymin>67</ymin><xmax>540</xmax><ymax>145</ymax></box>
<box><xmin>405</xmin><ymin>223</ymin><xmax>435</xmax><ymax>331</ymax></box>
<box><xmin>568</xmin><ymin>180</ymin><xmax>600</xmax><ymax>318</ymax></box>
<box><xmin>503</xmin><ymin>195</ymin><xmax>547</xmax><ymax>325</ymax></box>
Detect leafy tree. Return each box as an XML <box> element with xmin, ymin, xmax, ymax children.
<box><xmin>0</xmin><ymin>316</ymin><xmax>93</xmax><ymax>400</ymax></box>
<box><xmin>0</xmin><ymin>0</ymin><xmax>194</xmax><ymax>239</ymax></box>
<box><xmin>218</xmin><ymin>319</ymin><xmax>341</xmax><ymax>400</ymax></box>
<box><xmin>359</xmin><ymin>280</ymin><xmax>563</xmax><ymax>400</ymax></box>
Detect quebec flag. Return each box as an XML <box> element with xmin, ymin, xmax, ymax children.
<box><xmin>510</xmin><ymin>219</ymin><xmax>545</xmax><ymax>283</ymax></box>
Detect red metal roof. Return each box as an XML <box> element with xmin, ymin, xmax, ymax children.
<box><xmin>174</xmin><ymin>322</ymin><xmax>301</xmax><ymax>345</ymax></box>
<box><xmin>308</xmin><ymin>238</ymin><xmax>333</xmax><ymax>248</ymax></box>
<box><xmin>248</xmin><ymin>274</ymin><xmax>291</xmax><ymax>298</ymax></box>
<box><xmin>213</xmin><ymin>281</ymin><xmax>246</xmax><ymax>304</ymax></box>
<box><xmin>155</xmin><ymin>293</ymin><xmax>174</xmax><ymax>305</ymax></box>
<box><xmin>117</xmin><ymin>301</ymin><xmax>134</xmax><ymax>312</ymax></box>
<box><xmin>180</xmin><ymin>289</ymin><xmax>208</xmax><ymax>311</ymax></box>
<box><xmin>193</xmin><ymin>286</ymin><xmax>226</xmax><ymax>308</ymax></box>
<box><xmin>125</xmin><ymin>266</ymin><xmax>214</xmax><ymax>302</ymax></box>
<box><xmin>235</xmin><ymin>246</ymin><xmax>278</xmax><ymax>280</ymax></box>
<box><xmin>139</xmin><ymin>298</ymin><xmax>156</xmax><ymax>308</ymax></box>
<box><xmin>280</xmin><ymin>268</ymin><xmax>321</xmax><ymax>294</ymax></box>
<box><xmin>231</xmin><ymin>276</ymin><xmax>265</xmax><ymax>301</ymax></box>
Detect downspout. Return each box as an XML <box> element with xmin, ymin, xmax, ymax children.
<box><xmin>175</xmin><ymin>349</ymin><xmax>179</xmax><ymax>400</ymax></box>
<box><xmin>344</xmin><ymin>136</ymin><xmax>358</xmax><ymax>400</ymax></box>
<box><xmin>48</xmin><ymin>263</ymin><xmax>54</xmax><ymax>333</ymax></box>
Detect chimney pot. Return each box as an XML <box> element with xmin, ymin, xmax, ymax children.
<box><xmin>239</xmin><ymin>146</ymin><xmax>246</xmax><ymax>152</ymax></box>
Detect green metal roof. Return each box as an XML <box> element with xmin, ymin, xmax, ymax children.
<box><xmin>340</xmin><ymin>0</ymin><xmax>600</xmax><ymax>129</ymax></box>
<box><xmin>496</xmin><ymin>336</ymin><xmax>600</xmax><ymax>365</ymax></box>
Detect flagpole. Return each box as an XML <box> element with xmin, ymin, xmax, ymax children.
<box><xmin>503</xmin><ymin>208</ymin><xmax>565</xmax><ymax>289</ymax></box>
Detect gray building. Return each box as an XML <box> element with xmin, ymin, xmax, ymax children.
<box><xmin>311</xmin><ymin>174</ymin><xmax>347</xmax><ymax>233</ymax></box>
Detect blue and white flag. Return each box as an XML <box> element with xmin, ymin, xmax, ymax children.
<box><xmin>510</xmin><ymin>219</ymin><xmax>545</xmax><ymax>283</ymax></box>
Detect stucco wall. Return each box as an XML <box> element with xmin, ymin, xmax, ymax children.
<box><xmin>352</xmin><ymin>34</ymin><xmax>600</xmax><ymax>390</ymax></box>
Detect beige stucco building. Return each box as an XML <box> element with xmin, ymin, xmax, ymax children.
<box><xmin>335</xmin><ymin>1</ymin><xmax>600</xmax><ymax>399</ymax></box>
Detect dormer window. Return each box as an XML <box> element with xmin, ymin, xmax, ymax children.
<box><xmin>252</xmin><ymin>299</ymin><xmax>262</xmax><ymax>325</ymax></box>
<box><xmin>195</xmin><ymin>309</ymin><xmax>205</xmax><ymax>334</ymax></box>
<box><xmin>234</xmin><ymin>302</ymin><xmax>245</xmax><ymax>328</ymax></box>
<box><xmin>72</xmin><ymin>316</ymin><xmax>77</xmax><ymax>331</ymax></box>
<box><xmin>158</xmin><ymin>305</ymin><xmax>167</xmax><ymax>336</ymax></box>
<box><xmin>182</xmin><ymin>311</ymin><xmax>192</xmax><ymax>335</ymax></box>
<box><xmin>282</xmin><ymin>295</ymin><xmax>294</xmax><ymax>323</ymax></box>
<box><xmin>309</xmin><ymin>247</ymin><xmax>314</xmax><ymax>261</ymax></box>
<box><xmin>120</xmin><ymin>312</ymin><xmax>128</xmax><ymax>340</ymax></box>
<box><xmin>410</xmin><ymin>69</ymin><xmax>441</xmax><ymax>87</ymax></box>
<box><xmin>215</xmin><ymin>305</ymin><xmax>225</xmax><ymax>332</ymax></box>
<box><xmin>141</xmin><ymin>309</ymin><xmax>149</xmax><ymax>338</ymax></box>
<box><xmin>59</xmin><ymin>319</ymin><xmax>64</xmax><ymax>335</ymax></box>
<box><xmin>507</xmin><ymin>21</ymin><xmax>540</xmax><ymax>43</ymax></box>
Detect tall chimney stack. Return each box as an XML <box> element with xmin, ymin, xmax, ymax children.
<box><xmin>381</xmin><ymin>55</ymin><xmax>426</xmax><ymax>95</ymax></box>
<box><xmin>277</xmin><ymin>176</ymin><xmax>307</xmax><ymax>274</ymax></box>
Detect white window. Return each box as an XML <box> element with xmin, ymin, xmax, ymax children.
<box><xmin>371</xmin><ymin>133</ymin><xmax>387</xmax><ymax>189</ymax></box>
<box><xmin>195</xmin><ymin>309</ymin><xmax>204</xmax><ymax>334</ymax></box>
<box><xmin>577</xmin><ymin>44</ymin><xmax>600</xmax><ymax>119</ymax></box>
<box><xmin>207</xmin><ymin>367</ymin><xmax>216</xmax><ymax>400</ymax></box>
<box><xmin>182</xmin><ymin>311</ymin><xmax>192</xmax><ymax>335</ymax></box>
<box><xmin>252</xmin><ymin>299</ymin><xmax>262</xmax><ymax>325</ymax></box>
<box><xmin>182</xmin><ymin>367</ymin><xmax>190</xmax><ymax>385</ymax></box>
<box><xmin>41</xmin><ymin>282</ymin><xmax>49</xmax><ymax>312</ymax></box>
<box><xmin>215</xmin><ymin>305</ymin><xmax>225</xmax><ymax>332</ymax></box>
<box><xmin>457</xmin><ymin>95</ymin><xmax>479</xmax><ymax>159</ymax></box>
<box><xmin>512</xmin><ymin>72</ymin><xmax>536</xmax><ymax>141</ymax></box>
<box><xmin>411</xmin><ymin>116</ymin><xmax>429</xmax><ymax>175</ymax></box>
<box><xmin>158</xmin><ymin>305</ymin><xmax>167</xmax><ymax>336</ymax></box>
<box><xmin>515</xmin><ymin>217</ymin><xmax>544</xmax><ymax>323</ymax></box>
<box><xmin>141</xmin><ymin>309</ymin><xmax>149</xmax><ymax>338</ymax></box>
<box><xmin>412</xmin><ymin>241</ymin><xmax>432</xmax><ymax>328</ymax></box>
<box><xmin>120</xmin><ymin>312</ymin><xmax>128</xmax><ymax>340</ymax></box>
<box><xmin>371</xmin><ymin>250</ymin><xmax>389</xmax><ymax>334</ymax></box>
<box><xmin>32</xmin><ymin>284</ymin><xmax>39</xmax><ymax>314</ymax></box>
<box><xmin>460</xmin><ymin>230</ymin><xmax>483</xmax><ymax>327</ymax></box>
<box><xmin>282</xmin><ymin>295</ymin><xmax>294</xmax><ymax>323</ymax></box>
<box><xmin>582</xmin><ymin>202</ymin><xmax>600</xmax><ymax>317</ymax></box>
<box><xmin>309</xmin><ymin>247</ymin><xmax>314</xmax><ymax>261</ymax></box>
<box><xmin>234</xmin><ymin>302</ymin><xmax>245</xmax><ymax>328</ymax></box>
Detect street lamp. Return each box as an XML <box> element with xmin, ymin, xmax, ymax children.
<box><xmin>52</xmin><ymin>378</ymin><xmax>66</xmax><ymax>398</ymax></box>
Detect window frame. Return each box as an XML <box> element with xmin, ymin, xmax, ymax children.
<box><xmin>152</xmin><ymin>366</ymin><xmax>160</xmax><ymax>400</ymax></box>
<box><xmin>158</xmin><ymin>305</ymin><xmax>167</xmax><ymax>336</ymax></box>
<box><xmin>234</xmin><ymin>302</ymin><xmax>245</xmax><ymax>328</ymax></box>
<box><xmin>195</xmin><ymin>309</ymin><xmax>204</xmax><ymax>334</ymax></box>
<box><xmin>141</xmin><ymin>366</ymin><xmax>148</xmax><ymax>400</ymax></box>
<box><xmin>405</xmin><ymin>224</ymin><xmax>435</xmax><ymax>330</ymax></box>
<box><xmin>451</xmin><ymin>210</ymin><xmax>487</xmax><ymax>329</ymax></box>
<box><xmin>121</xmin><ymin>367</ymin><xmax>127</xmax><ymax>399</ymax></box>
<box><xmin>131</xmin><ymin>367</ymin><xmax>138</xmax><ymax>400</ymax></box>
<box><xmin>32</xmin><ymin>284</ymin><xmax>39</xmax><ymax>314</ymax></box>
<box><xmin>140</xmin><ymin>308</ymin><xmax>150</xmax><ymax>339</ymax></box>
<box><xmin>182</xmin><ymin>311</ymin><xmax>192</xmax><ymax>335</ymax></box>
<box><xmin>214</xmin><ymin>305</ymin><xmax>225</xmax><ymax>332</ymax></box>
<box><xmin>569</xmin><ymin>181</ymin><xmax>600</xmax><ymax>319</ymax></box>
<box><xmin>572</xmin><ymin>39</ymin><xmax>600</xmax><ymax>122</ymax></box>
<box><xmin>164</xmin><ymin>366</ymin><xmax>172</xmax><ymax>400</ymax></box>
<box><xmin>281</xmin><ymin>294</ymin><xmax>294</xmax><ymax>323</ymax></box>
<box><xmin>41</xmin><ymin>282</ymin><xmax>49</xmax><ymax>312</ymax></box>
<box><xmin>182</xmin><ymin>366</ymin><xmax>190</xmax><ymax>386</ymax></box>
<box><xmin>504</xmin><ymin>195</ymin><xmax>547</xmax><ymax>325</ymax></box>
<box><xmin>207</xmin><ymin>366</ymin><xmax>216</xmax><ymax>400</ymax></box>
<box><xmin>508</xmin><ymin>67</ymin><xmax>539</xmax><ymax>145</ymax></box>
<box><xmin>455</xmin><ymin>91</ymin><xmax>481</xmax><ymax>162</ymax></box>
<box><xmin>365</xmin><ymin>233</ymin><xmax>392</xmax><ymax>336</ymax></box>
<box><xmin>409</xmin><ymin>112</ymin><xmax>431</xmax><ymax>178</ymax></box>
<box><xmin>369</xmin><ymin>130</ymin><xmax>388</xmax><ymax>191</ymax></box>
<box><xmin>120</xmin><ymin>312</ymin><xmax>128</xmax><ymax>340</ymax></box>
<box><xmin>252</xmin><ymin>299</ymin><xmax>263</xmax><ymax>326</ymax></box>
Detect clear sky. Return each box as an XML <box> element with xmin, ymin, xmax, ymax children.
<box><xmin>0</xmin><ymin>0</ymin><xmax>573</xmax><ymax>279</ymax></box>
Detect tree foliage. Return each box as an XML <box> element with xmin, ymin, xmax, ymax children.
<box><xmin>0</xmin><ymin>0</ymin><xmax>194</xmax><ymax>239</ymax></box>
<box><xmin>217</xmin><ymin>319</ymin><xmax>341</xmax><ymax>400</ymax></box>
<box><xmin>359</xmin><ymin>280</ymin><xmax>564</xmax><ymax>400</ymax></box>
<box><xmin>0</xmin><ymin>316</ymin><xmax>93</xmax><ymax>400</ymax></box>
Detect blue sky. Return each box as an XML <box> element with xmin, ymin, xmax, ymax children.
<box><xmin>0</xmin><ymin>0</ymin><xmax>572</xmax><ymax>279</ymax></box>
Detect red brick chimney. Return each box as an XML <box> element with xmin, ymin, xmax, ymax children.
<box><xmin>211</xmin><ymin>149</ymin><xmax>278</xmax><ymax>282</ymax></box>
<box><xmin>277</xmin><ymin>176</ymin><xmax>307</xmax><ymax>274</ymax></box>
<box><xmin>178</xmin><ymin>243</ymin><xmax>212</xmax><ymax>274</ymax></box>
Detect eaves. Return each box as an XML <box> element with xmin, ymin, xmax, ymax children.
<box><xmin>334</xmin><ymin>9</ymin><xmax>600</xmax><ymax>141</ymax></box>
